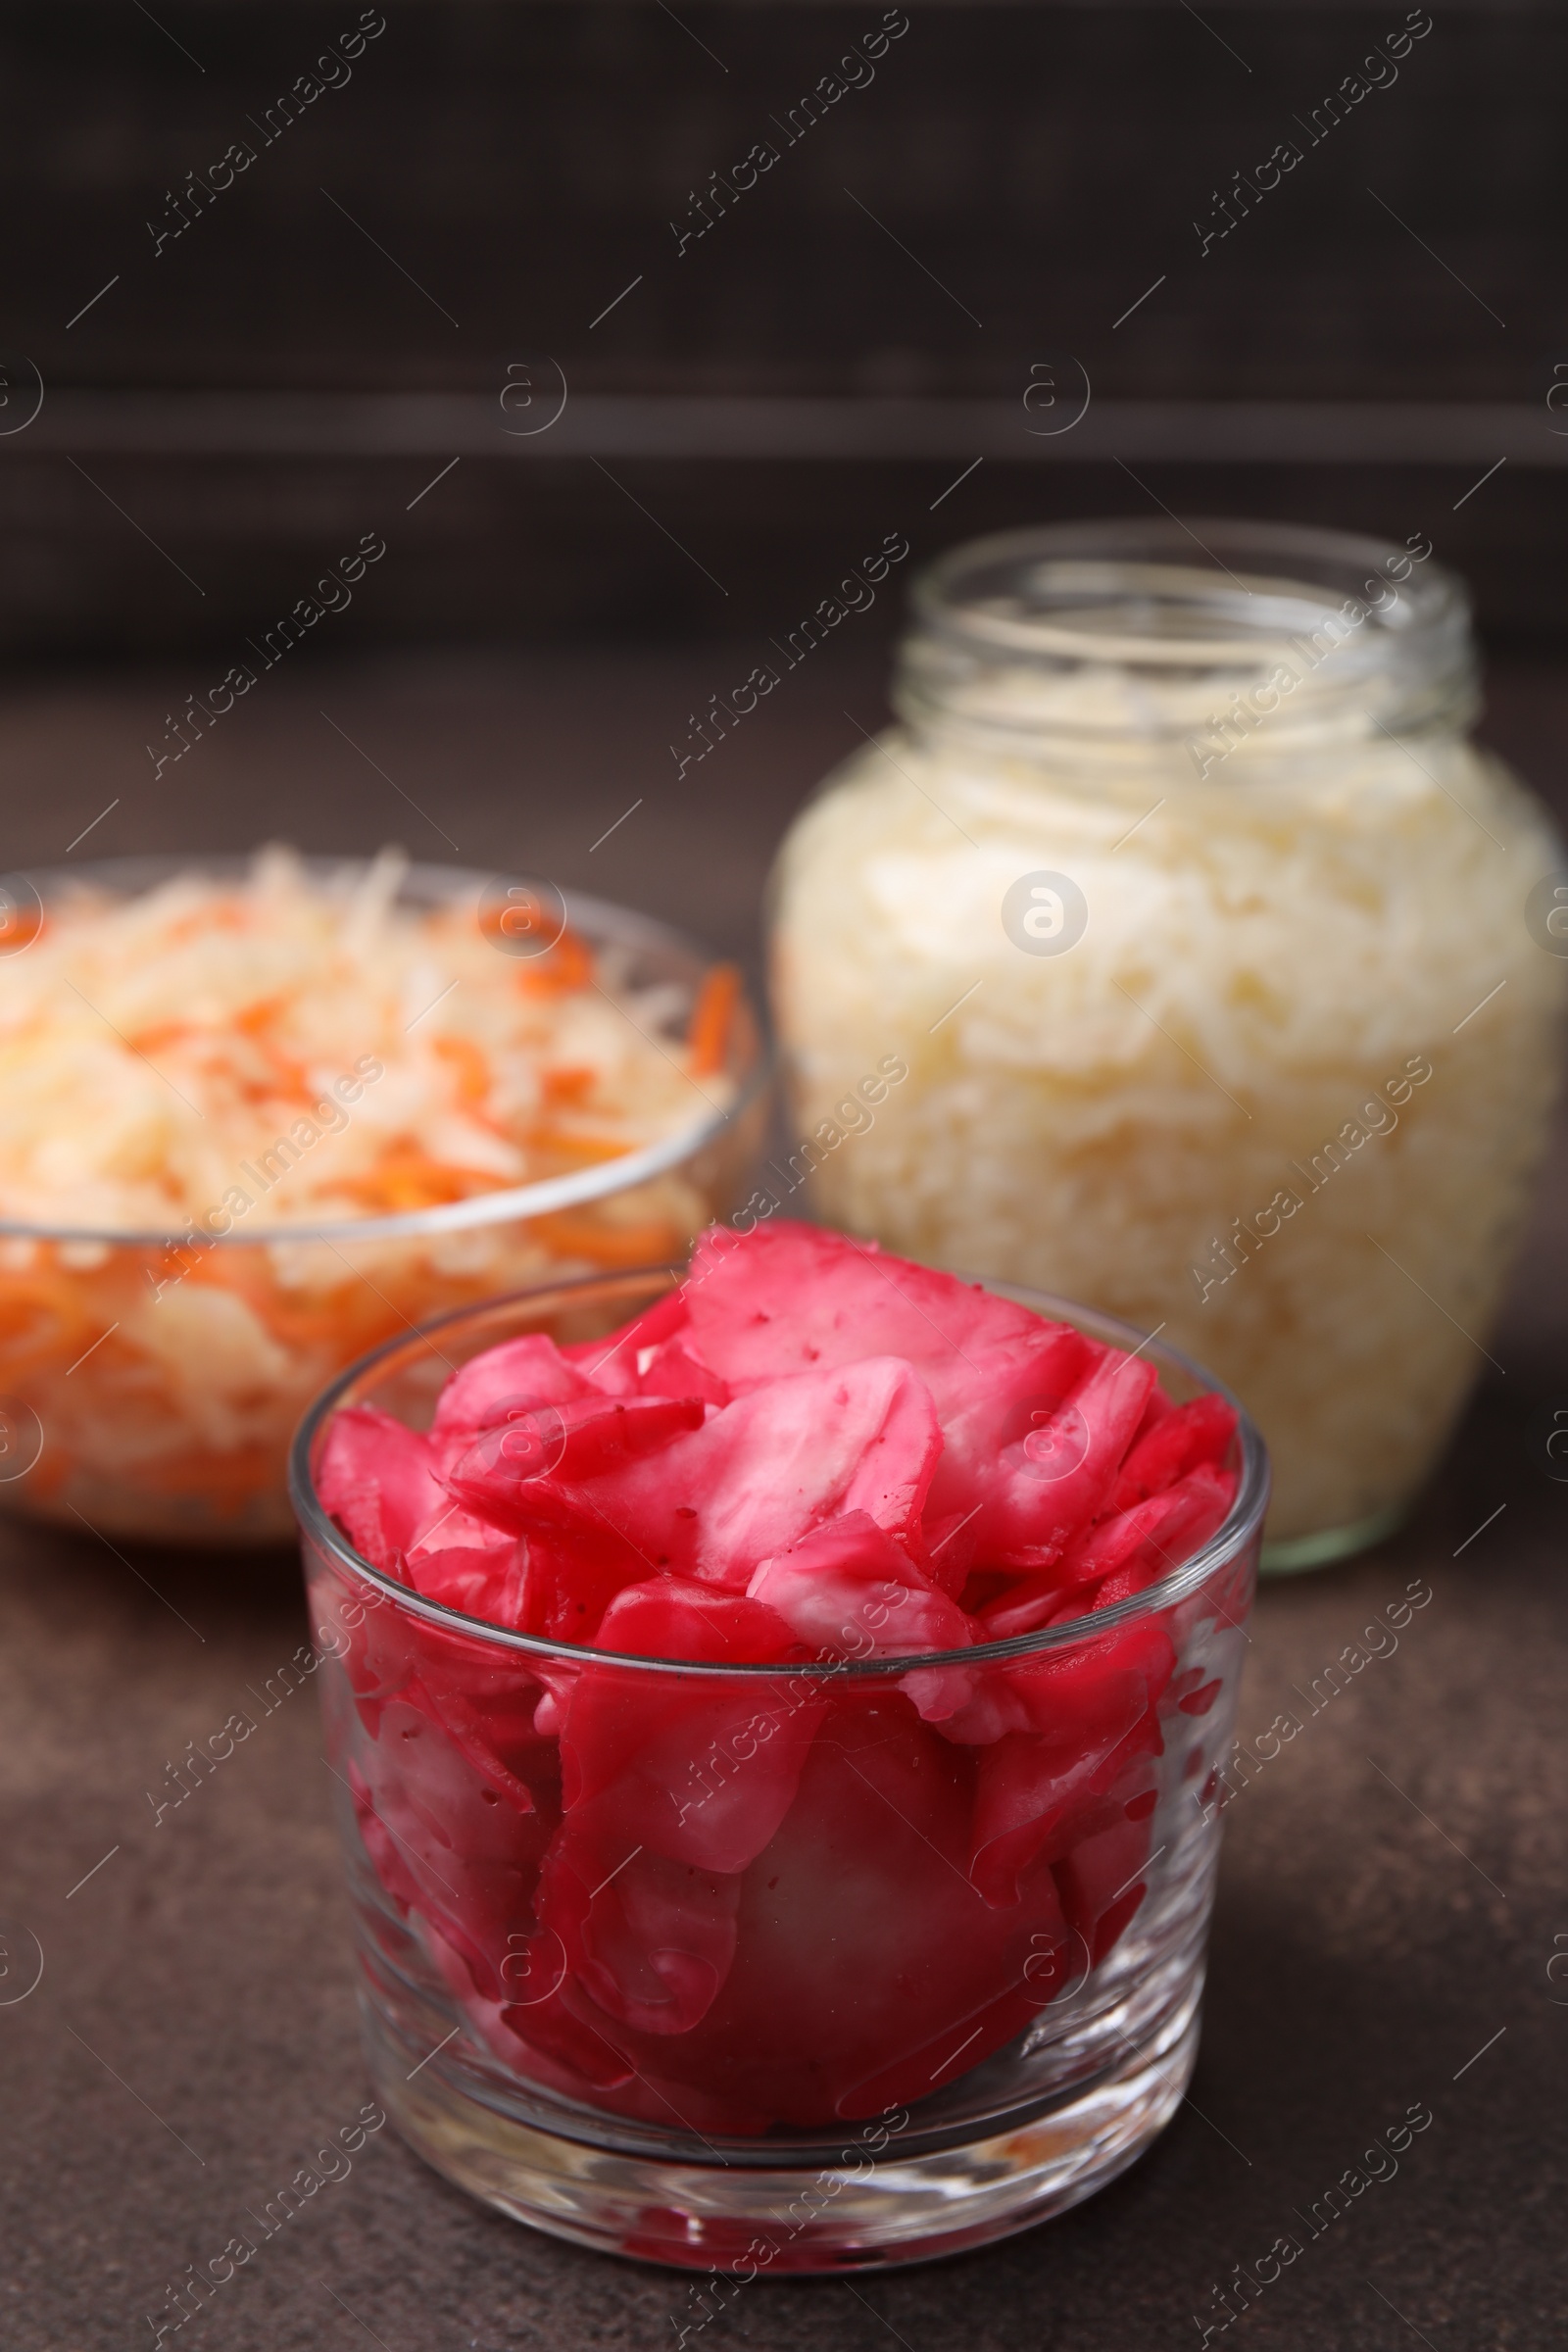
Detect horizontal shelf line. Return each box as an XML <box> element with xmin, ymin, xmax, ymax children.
<box><xmin>11</xmin><ymin>395</ymin><xmax>1564</xmax><ymax>466</ymax></box>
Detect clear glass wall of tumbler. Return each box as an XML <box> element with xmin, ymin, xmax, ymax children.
<box><xmin>293</xmin><ymin>1272</ymin><xmax>1265</xmax><ymax>2269</ymax></box>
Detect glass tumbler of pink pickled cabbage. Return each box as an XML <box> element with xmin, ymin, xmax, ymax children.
<box><xmin>291</xmin><ymin>1269</ymin><xmax>1266</xmax><ymax>2272</ymax></box>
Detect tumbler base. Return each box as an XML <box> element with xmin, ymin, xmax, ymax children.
<box><xmin>1260</xmin><ymin>1499</ymin><xmax>1407</xmax><ymax>1577</ymax></box>
<box><xmin>363</xmin><ymin>1986</ymin><xmax>1200</xmax><ymax>2274</ymax></box>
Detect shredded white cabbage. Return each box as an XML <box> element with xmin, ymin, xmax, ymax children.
<box><xmin>771</xmin><ymin>715</ymin><xmax>1566</xmax><ymax>1545</ymax></box>
<box><xmin>0</xmin><ymin>847</ymin><xmax>732</xmax><ymax>1232</ymax></box>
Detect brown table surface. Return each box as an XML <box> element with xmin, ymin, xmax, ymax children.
<box><xmin>2</xmin><ymin>645</ymin><xmax>1565</xmax><ymax>2352</ymax></box>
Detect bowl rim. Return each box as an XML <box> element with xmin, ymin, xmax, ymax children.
<box><xmin>0</xmin><ymin>853</ymin><xmax>768</xmax><ymax>1247</ymax></box>
<box><xmin>288</xmin><ymin>1255</ymin><xmax>1270</xmax><ymax>1676</ymax></box>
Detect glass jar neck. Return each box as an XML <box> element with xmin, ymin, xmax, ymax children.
<box><xmin>892</xmin><ymin>520</ymin><xmax>1479</xmax><ymax>777</ymax></box>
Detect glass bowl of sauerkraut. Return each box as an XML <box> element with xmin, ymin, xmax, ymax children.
<box><xmin>0</xmin><ymin>850</ymin><xmax>768</xmax><ymax>1545</ymax></box>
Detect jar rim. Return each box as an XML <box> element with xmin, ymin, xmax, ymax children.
<box><xmin>907</xmin><ymin>515</ymin><xmax>1465</xmax><ymax>672</ymax></box>
<box><xmin>289</xmin><ymin>1261</ymin><xmax>1269</xmax><ymax>1677</ymax></box>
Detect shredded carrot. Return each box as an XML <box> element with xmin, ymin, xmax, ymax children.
<box><xmin>431</xmin><ymin>1034</ymin><xmax>492</xmax><ymax>1106</ymax></box>
<box><xmin>261</xmin><ymin>1045</ymin><xmax>313</xmax><ymax>1098</ymax></box>
<box><xmin>513</xmin><ymin>926</ymin><xmax>593</xmax><ymax>998</ymax></box>
<box><xmin>540</xmin><ymin>1066</ymin><xmax>597</xmax><ymax>1108</ymax></box>
<box><xmin>532</xmin><ymin>1210</ymin><xmax>687</xmax><ymax>1268</ymax></box>
<box><xmin>0</xmin><ymin>908</ymin><xmax>44</xmax><ymax>953</ymax></box>
<box><xmin>523</xmin><ymin>1129</ymin><xmax>636</xmax><ymax>1170</ymax></box>
<box><xmin>127</xmin><ymin>1020</ymin><xmax>203</xmax><ymax>1054</ymax></box>
<box><xmin>0</xmin><ymin>1268</ymin><xmax>97</xmax><ymax>1372</ymax></box>
<box><xmin>130</xmin><ymin>1009</ymin><xmax>313</xmax><ymax>1104</ymax></box>
<box><xmin>688</xmin><ymin>962</ymin><xmax>741</xmax><ymax>1078</ymax></box>
<box><xmin>193</xmin><ymin>1257</ymin><xmax>392</xmax><ymax>1351</ymax></box>
<box><xmin>234</xmin><ymin>996</ymin><xmax>289</xmax><ymax>1038</ymax></box>
<box><xmin>333</xmin><ymin>1152</ymin><xmax>490</xmax><ymax>1212</ymax></box>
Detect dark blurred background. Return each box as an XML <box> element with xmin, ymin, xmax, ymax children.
<box><xmin>1</xmin><ymin>1</ymin><xmax>1563</xmax><ymax>951</ymax></box>
<box><xmin>5</xmin><ymin>0</ymin><xmax>1564</xmax><ymax>656</ymax></box>
<box><xmin>8</xmin><ymin>24</ymin><xmax>1568</xmax><ymax>2351</ymax></box>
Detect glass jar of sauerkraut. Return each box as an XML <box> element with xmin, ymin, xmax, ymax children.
<box><xmin>767</xmin><ymin>519</ymin><xmax>1568</xmax><ymax>1569</ymax></box>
